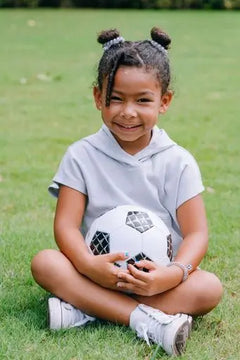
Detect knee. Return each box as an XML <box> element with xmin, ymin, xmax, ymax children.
<box><xmin>31</xmin><ymin>249</ymin><xmax>58</xmax><ymax>284</ymax></box>
<box><xmin>211</xmin><ymin>274</ymin><xmax>223</xmax><ymax>305</ymax></box>
<box><xmin>205</xmin><ymin>273</ymin><xmax>223</xmax><ymax>305</ymax></box>
<box><xmin>195</xmin><ymin>272</ymin><xmax>223</xmax><ymax>314</ymax></box>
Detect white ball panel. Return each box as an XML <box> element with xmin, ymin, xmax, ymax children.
<box><xmin>94</xmin><ymin>207</ymin><xmax>126</xmax><ymax>233</ymax></box>
<box><xmin>109</xmin><ymin>226</ymin><xmax>142</xmax><ymax>258</ymax></box>
<box><xmin>142</xmin><ymin>226</ymin><xmax>169</xmax><ymax>266</ymax></box>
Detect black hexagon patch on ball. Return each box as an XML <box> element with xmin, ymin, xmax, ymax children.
<box><xmin>126</xmin><ymin>211</ymin><xmax>154</xmax><ymax>233</ymax></box>
<box><xmin>127</xmin><ymin>252</ymin><xmax>152</xmax><ymax>272</ymax></box>
<box><xmin>90</xmin><ymin>231</ymin><xmax>110</xmax><ymax>255</ymax></box>
<box><xmin>126</xmin><ymin>252</ymin><xmax>152</xmax><ymax>265</ymax></box>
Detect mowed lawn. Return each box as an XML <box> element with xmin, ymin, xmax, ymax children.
<box><xmin>0</xmin><ymin>9</ymin><xmax>239</xmax><ymax>360</ymax></box>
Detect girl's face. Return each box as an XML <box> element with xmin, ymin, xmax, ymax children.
<box><xmin>94</xmin><ymin>66</ymin><xmax>172</xmax><ymax>154</ymax></box>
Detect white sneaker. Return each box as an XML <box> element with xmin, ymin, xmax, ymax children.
<box><xmin>48</xmin><ymin>297</ymin><xmax>96</xmax><ymax>330</ymax></box>
<box><xmin>130</xmin><ymin>304</ymin><xmax>191</xmax><ymax>356</ymax></box>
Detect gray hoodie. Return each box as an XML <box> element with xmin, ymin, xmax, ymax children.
<box><xmin>49</xmin><ymin>125</ymin><xmax>204</xmax><ymax>255</ymax></box>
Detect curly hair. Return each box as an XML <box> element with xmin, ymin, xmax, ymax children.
<box><xmin>96</xmin><ymin>27</ymin><xmax>172</xmax><ymax>106</ymax></box>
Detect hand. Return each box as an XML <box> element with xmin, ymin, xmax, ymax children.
<box><xmin>116</xmin><ymin>260</ymin><xmax>179</xmax><ymax>296</ymax></box>
<box><xmin>86</xmin><ymin>252</ymin><xmax>129</xmax><ymax>290</ymax></box>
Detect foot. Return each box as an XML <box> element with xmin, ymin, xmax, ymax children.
<box><xmin>130</xmin><ymin>304</ymin><xmax>191</xmax><ymax>356</ymax></box>
<box><xmin>48</xmin><ymin>297</ymin><xmax>96</xmax><ymax>330</ymax></box>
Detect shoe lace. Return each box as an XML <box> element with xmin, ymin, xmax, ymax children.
<box><xmin>136</xmin><ymin>305</ymin><xmax>180</xmax><ymax>346</ymax></box>
<box><xmin>62</xmin><ymin>302</ymin><xmax>95</xmax><ymax>328</ymax></box>
<box><xmin>71</xmin><ymin>313</ymin><xmax>95</xmax><ymax>327</ymax></box>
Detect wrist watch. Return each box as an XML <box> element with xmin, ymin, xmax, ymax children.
<box><xmin>167</xmin><ymin>262</ymin><xmax>193</xmax><ymax>282</ymax></box>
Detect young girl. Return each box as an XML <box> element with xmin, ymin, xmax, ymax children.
<box><xmin>31</xmin><ymin>27</ymin><xmax>223</xmax><ymax>357</ymax></box>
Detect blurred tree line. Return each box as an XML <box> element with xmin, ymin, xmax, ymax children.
<box><xmin>0</xmin><ymin>0</ymin><xmax>239</xmax><ymax>9</ymax></box>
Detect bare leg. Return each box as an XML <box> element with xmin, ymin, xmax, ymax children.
<box><xmin>31</xmin><ymin>250</ymin><xmax>222</xmax><ymax>358</ymax></box>
<box><xmin>31</xmin><ymin>249</ymin><xmax>138</xmax><ymax>325</ymax></box>
<box><xmin>31</xmin><ymin>250</ymin><xmax>223</xmax><ymax>323</ymax></box>
<box><xmin>133</xmin><ymin>270</ymin><xmax>223</xmax><ymax>316</ymax></box>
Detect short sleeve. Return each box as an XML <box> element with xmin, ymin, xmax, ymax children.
<box><xmin>176</xmin><ymin>153</ymin><xmax>204</xmax><ymax>208</ymax></box>
<box><xmin>48</xmin><ymin>145</ymin><xmax>87</xmax><ymax>198</ymax></box>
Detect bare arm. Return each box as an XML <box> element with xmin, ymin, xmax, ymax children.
<box><xmin>54</xmin><ymin>185</ymin><xmax>128</xmax><ymax>289</ymax></box>
<box><xmin>174</xmin><ymin>193</ymin><xmax>208</xmax><ymax>269</ymax></box>
<box><xmin>54</xmin><ymin>185</ymin><xmax>91</xmax><ymax>274</ymax></box>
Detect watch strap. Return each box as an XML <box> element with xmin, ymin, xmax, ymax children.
<box><xmin>167</xmin><ymin>262</ymin><xmax>192</xmax><ymax>282</ymax></box>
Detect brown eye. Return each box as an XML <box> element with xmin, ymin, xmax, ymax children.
<box><xmin>138</xmin><ymin>98</ymin><xmax>151</xmax><ymax>103</ymax></box>
<box><xmin>111</xmin><ymin>96</ymin><xmax>122</xmax><ymax>101</ymax></box>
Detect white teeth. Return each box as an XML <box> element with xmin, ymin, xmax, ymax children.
<box><xmin>121</xmin><ymin>125</ymin><xmax>137</xmax><ymax>128</ymax></box>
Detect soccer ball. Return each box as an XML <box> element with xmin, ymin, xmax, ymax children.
<box><xmin>85</xmin><ymin>205</ymin><xmax>173</xmax><ymax>270</ymax></box>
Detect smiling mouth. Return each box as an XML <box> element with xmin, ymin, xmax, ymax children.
<box><xmin>116</xmin><ymin>123</ymin><xmax>141</xmax><ymax>130</ymax></box>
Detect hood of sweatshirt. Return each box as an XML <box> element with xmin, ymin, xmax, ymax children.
<box><xmin>83</xmin><ymin>124</ymin><xmax>176</xmax><ymax>167</ymax></box>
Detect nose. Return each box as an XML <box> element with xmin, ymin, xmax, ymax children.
<box><xmin>120</xmin><ymin>102</ymin><xmax>137</xmax><ymax>119</ymax></box>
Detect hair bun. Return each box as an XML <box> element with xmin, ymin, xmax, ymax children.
<box><xmin>97</xmin><ymin>29</ymin><xmax>121</xmax><ymax>45</ymax></box>
<box><xmin>150</xmin><ymin>27</ymin><xmax>171</xmax><ymax>50</ymax></box>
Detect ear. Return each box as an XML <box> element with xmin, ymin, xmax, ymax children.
<box><xmin>93</xmin><ymin>86</ymin><xmax>103</xmax><ymax>110</ymax></box>
<box><xmin>159</xmin><ymin>90</ymin><xmax>173</xmax><ymax>114</ymax></box>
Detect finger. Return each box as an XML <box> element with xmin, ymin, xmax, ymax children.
<box><xmin>117</xmin><ymin>272</ymin><xmax>146</xmax><ymax>287</ymax></box>
<box><xmin>106</xmin><ymin>252</ymin><xmax>129</xmax><ymax>262</ymax></box>
<box><xmin>127</xmin><ymin>264</ymin><xmax>152</xmax><ymax>281</ymax></box>
<box><xmin>134</xmin><ymin>260</ymin><xmax>157</xmax><ymax>271</ymax></box>
<box><xmin>115</xmin><ymin>268</ymin><xmax>130</xmax><ymax>275</ymax></box>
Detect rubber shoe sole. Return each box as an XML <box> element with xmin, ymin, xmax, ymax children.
<box><xmin>175</xmin><ymin>320</ymin><xmax>190</xmax><ymax>355</ymax></box>
<box><xmin>162</xmin><ymin>316</ymin><xmax>191</xmax><ymax>356</ymax></box>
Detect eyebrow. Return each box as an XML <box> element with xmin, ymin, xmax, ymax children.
<box><xmin>112</xmin><ymin>89</ymin><xmax>155</xmax><ymax>96</ymax></box>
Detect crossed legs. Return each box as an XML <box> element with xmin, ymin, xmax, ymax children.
<box><xmin>31</xmin><ymin>249</ymin><xmax>223</xmax><ymax>326</ymax></box>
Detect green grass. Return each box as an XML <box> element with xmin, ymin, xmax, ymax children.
<box><xmin>0</xmin><ymin>8</ymin><xmax>240</xmax><ymax>360</ymax></box>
